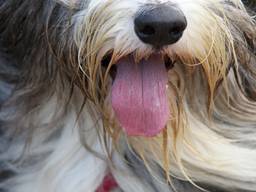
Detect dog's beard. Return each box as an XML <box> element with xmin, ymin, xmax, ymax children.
<box><xmin>74</xmin><ymin>0</ymin><xmax>236</xmax><ymax>137</ymax></box>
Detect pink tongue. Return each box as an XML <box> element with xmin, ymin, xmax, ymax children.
<box><xmin>111</xmin><ymin>55</ymin><xmax>170</xmax><ymax>137</ymax></box>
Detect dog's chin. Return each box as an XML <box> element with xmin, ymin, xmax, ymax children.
<box><xmin>102</xmin><ymin>53</ymin><xmax>175</xmax><ymax>137</ymax></box>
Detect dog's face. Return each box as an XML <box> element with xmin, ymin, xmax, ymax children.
<box><xmin>1</xmin><ymin>0</ymin><xmax>255</xmax><ymax>191</ymax></box>
<box><xmin>69</xmin><ymin>0</ymin><xmax>255</xmax><ymax>140</ymax></box>
<box><xmin>59</xmin><ymin>2</ymin><xmax>255</xmax><ymax>183</ymax></box>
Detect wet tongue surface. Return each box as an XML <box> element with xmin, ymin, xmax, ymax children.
<box><xmin>111</xmin><ymin>55</ymin><xmax>170</xmax><ymax>137</ymax></box>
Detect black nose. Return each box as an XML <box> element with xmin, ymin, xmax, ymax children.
<box><xmin>134</xmin><ymin>5</ymin><xmax>187</xmax><ymax>48</ymax></box>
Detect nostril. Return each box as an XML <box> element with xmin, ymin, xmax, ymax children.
<box><xmin>169</xmin><ymin>23</ymin><xmax>186</xmax><ymax>37</ymax></box>
<box><xmin>169</xmin><ymin>26</ymin><xmax>181</xmax><ymax>36</ymax></box>
<box><xmin>139</xmin><ymin>25</ymin><xmax>155</xmax><ymax>36</ymax></box>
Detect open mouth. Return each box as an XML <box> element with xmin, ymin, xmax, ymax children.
<box><xmin>102</xmin><ymin>53</ymin><xmax>174</xmax><ymax>137</ymax></box>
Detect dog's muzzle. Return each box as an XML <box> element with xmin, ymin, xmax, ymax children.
<box><xmin>111</xmin><ymin>5</ymin><xmax>187</xmax><ymax>137</ymax></box>
<box><xmin>134</xmin><ymin>4</ymin><xmax>187</xmax><ymax>48</ymax></box>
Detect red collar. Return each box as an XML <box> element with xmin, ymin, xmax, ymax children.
<box><xmin>96</xmin><ymin>173</ymin><xmax>118</xmax><ymax>192</ymax></box>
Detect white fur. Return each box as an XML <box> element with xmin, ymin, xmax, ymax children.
<box><xmin>1</xmin><ymin>0</ymin><xmax>255</xmax><ymax>191</ymax></box>
<box><xmin>1</xmin><ymin>95</ymin><xmax>108</xmax><ymax>192</ymax></box>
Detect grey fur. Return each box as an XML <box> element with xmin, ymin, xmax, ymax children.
<box><xmin>0</xmin><ymin>0</ymin><xmax>256</xmax><ymax>192</ymax></box>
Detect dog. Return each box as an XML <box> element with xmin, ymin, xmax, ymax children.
<box><xmin>0</xmin><ymin>0</ymin><xmax>255</xmax><ymax>191</ymax></box>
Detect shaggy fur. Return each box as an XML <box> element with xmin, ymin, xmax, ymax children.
<box><xmin>0</xmin><ymin>0</ymin><xmax>255</xmax><ymax>191</ymax></box>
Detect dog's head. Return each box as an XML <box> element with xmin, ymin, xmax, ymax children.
<box><xmin>67</xmin><ymin>0</ymin><xmax>255</xmax><ymax>140</ymax></box>
<box><xmin>55</xmin><ymin>0</ymin><xmax>255</xmax><ymax>185</ymax></box>
<box><xmin>1</xmin><ymin>0</ymin><xmax>255</xmax><ymax>190</ymax></box>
